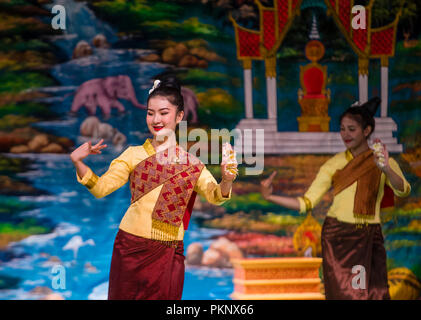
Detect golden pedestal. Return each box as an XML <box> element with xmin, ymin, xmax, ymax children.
<box><xmin>297</xmin><ymin>116</ymin><xmax>330</xmax><ymax>132</ymax></box>
<box><xmin>231</xmin><ymin>257</ymin><xmax>325</xmax><ymax>300</ymax></box>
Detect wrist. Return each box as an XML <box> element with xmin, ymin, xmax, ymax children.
<box><xmin>221</xmin><ymin>178</ymin><xmax>233</xmax><ymax>184</ymax></box>
<box><xmin>70</xmin><ymin>155</ymin><xmax>82</xmax><ymax>164</ymax></box>
<box><xmin>381</xmin><ymin>163</ymin><xmax>392</xmax><ymax>173</ymax></box>
<box><xmin>263</xmin><ymin>193</ymin><xmax>272</xmax><ymax>201</ymax></box>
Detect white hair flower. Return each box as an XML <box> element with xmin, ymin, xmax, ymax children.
<box><xmin>149</xmin><ymin>79</ymin><xmax>161</xmax><ymax>95</ymax></box>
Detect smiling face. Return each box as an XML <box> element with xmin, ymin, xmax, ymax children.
<box><xmin>340</xmin><ymin>115</ymin><xmax>372</xmax><ymax>152</ymax></box>
<box><xmin>146</xmin><ymin>95</ymin><xmax>184</xmax><ymax>139</ymax></box>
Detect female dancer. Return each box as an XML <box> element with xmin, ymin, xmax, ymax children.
<box><xmin>260</xmin><ymin>97</ymin><xmax>411</xmax><ymax>299</ymax></box>
<box><xmin>70</xmin><ymin>78</ymin><xmax>237</xmax><ymax>299</ymax></box>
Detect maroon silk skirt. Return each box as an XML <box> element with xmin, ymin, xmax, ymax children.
<box><xmin>321</xmin><ymin>217</ymin><xmax>390</xmax><ymax>300</ymax></box>
<box><xmin>108</xmin><ymin>229</ymin><xmax>185</xmax><ymax>300</ymax></box>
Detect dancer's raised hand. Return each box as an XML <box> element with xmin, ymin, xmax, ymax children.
<box><xmin>260</xmin><ymin>171</ymin><xmax>277</xmax><ymax>200</ymax></box>
<box><xmin>221</xmin><ymin>161</ymin><xmax>238</xmax><ymax>182</ymax></box>
<box><xmin>70</xmin><ymin>139</ymin><xmax>107</xmax><ymax>163</ymax></box>
<box><xmin>372</xmin><ymin>138</ymin><xmax>389</xmax><ymax>171</ymax></box>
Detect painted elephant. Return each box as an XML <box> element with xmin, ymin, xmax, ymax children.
<box><xmin>71</xmin><ymin>75</ymin><xmax>146</xmax><ymax>117</ymax></box>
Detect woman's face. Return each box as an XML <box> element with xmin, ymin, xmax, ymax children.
<box><xmin>340</xmin><ymin>115</ymin><xmax>371</xmax><ymax>150</ymax></box>
<box><xmin>146</xmin><ymin>95</ymin><xmax>184</xmax><ymax>138</ymax></box>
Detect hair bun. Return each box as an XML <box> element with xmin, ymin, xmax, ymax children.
<box><xmin>155</xmin><ymin>75</ymin><xmax>181</xmax><ymax>91</ymax></box>
<box><xmin>360</xmin><ymin>97</ymin><xmax>381</xmax><ymax>117</ymax></box>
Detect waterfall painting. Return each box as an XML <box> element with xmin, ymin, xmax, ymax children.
<box><xmin>0</xmin><ymin>0</ymin><xmax>420</xmax><ymax>301</ymax></box>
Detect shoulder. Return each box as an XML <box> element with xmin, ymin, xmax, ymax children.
<box><xmin>320</xmin><ymin>151</ymin><xmax>348</xmax><ymax>170</ymax></box>
<box><xmin>332</xmin><ymin>151</ymin><xmax>349</xmax><ymax>162</ymax></box>
<box><xmin>113</xmin><ymin>143</ymin><xmax>150</xmax><ymax>170</ymax></box>
<box><xmin>128</xmin><ymin>139</ymin><xmax>155</xmax><ymax>159</ymax></box>
<box><xmin>131</xmin><ymin>143</ymin><xmax>154</xmax><ymax>164</ymax></box>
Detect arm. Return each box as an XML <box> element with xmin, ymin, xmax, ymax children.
<box><xmin>384</xmin><ymin>158</ymin><xmax>411</xmax><ymax>197</ymax></box>
<box><xmin>72</xmin><ymin>158</ymin><xmax>90</xmax><ymax>182</ymax></box>
<box><xmin>71</xmin><ymin>141</ymin><xmax>133</xmax><ymax>198</ymax></box>
<box><xmin>383</xmin><ymin>166</ymin><xmax>404</xmax><ymax>192</ymax></box>
<box><xmin>195</xmin><ymin>167</ymin><xmax>232</xmax><ymax>206</ymax></box>
<box><xmin>70</xmin><ymin>139</ymin><xmax>107</xmax><ymax>181</ymax></box>
<box><xmin>261</xmin><ymin>158</ymin><xmax>335</xmax><ymax>214</ymax></box>
<box><xmin>266</xmin><ymin>194</ymin><xmax>300</xmax><ymax>211</ymax></box>
<box><xmin>260</xmin><ymin>172</ymin><xmax>300</xmax><ymax>210</ymax></box>
<box><xmin>373</xmin><ymin>141</ymin><xmax>411</xmax><ymax>197</ymax></box>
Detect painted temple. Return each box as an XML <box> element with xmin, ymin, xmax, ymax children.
<box><xmin>230</xmin><ymin>0</ymin><xmax>403</xmax><ymax>154</ymax></box>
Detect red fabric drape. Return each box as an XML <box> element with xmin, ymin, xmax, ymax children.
<box><xmin>108</xmin><ymin>229</ymin><xmax>185</xmax><ymax>300</ymax></box>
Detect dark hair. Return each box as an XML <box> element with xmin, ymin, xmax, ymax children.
<box><xmin>147</xmin><ymin>76</ymin><xmax>184</xmax><ymax>113</ymax></box>
<box><xmin>339</xmin><ymin>97</ymin><xmax>380</xmax><ymax>139</ymax></box>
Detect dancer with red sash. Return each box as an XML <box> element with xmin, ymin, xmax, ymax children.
<box><xmin>70</xmin><ymin>77</ymin><xmax>237</xmax><ymax>299</ymax></box>
<box><xmin>260</xmin><ymin>97</ymin><xmax>411</xmax><ymax>299</ymax></box>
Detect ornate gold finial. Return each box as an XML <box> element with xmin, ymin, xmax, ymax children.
<box><xmin>305</xmin><ymin>40</ymin><xmax>325</xmax><ymax>63</ymax></box>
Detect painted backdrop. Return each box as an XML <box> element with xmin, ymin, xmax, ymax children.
<box><xmin>0</xmin><ymin>0</ymin><xmax>420</xmax><ymax>300</ymax></box>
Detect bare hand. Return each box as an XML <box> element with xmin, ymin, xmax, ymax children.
<box><xmin>260</xmin><ymin>171</ymin><xmax>277</xmax><ymax>200</ymax></box>
<box><xmin>70</xmin><ymin>139</ymin><xmax>107</xmax><ymax>163</ymax></box>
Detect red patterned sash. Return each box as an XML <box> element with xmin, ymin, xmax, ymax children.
<box><xmin>129</xmin><ymin>147</ymin><xmax>204</xmax><ymax>241</ymax></box>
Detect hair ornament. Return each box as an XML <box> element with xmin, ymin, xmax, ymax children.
<box><xmin>149</xmin><ymin>79</ymin><xmax>161</xmax><ymax>95</ymax></box>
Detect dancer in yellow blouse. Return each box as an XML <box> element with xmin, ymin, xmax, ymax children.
<box><xmin>261</xmin><ymin>97</ymin><xmax>411</xmax><ymax>300</ymax></box>
<box><xmin>70</xmin><ymin>77</ymin><xmax>237</xmax><ymax>300</ymax></box>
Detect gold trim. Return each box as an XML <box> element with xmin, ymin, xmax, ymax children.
<box><xmin>86</xmin><ymin>173</ymin><xmax>98</xmax><ymax>190</ymax></box>
<box><xmin>267</xmin><ymin>0</ymin><xmax>303</xmax><ymax>57</ymax></box>
<box><xmin>255</xmin><ymin>0</ymin><xmax>277</xmax><ymax>51</ymax></box>
<box><xmin>151</xmin><ymin>218</ymin><xmax>180</xmax><ymax>242</ymax></box>
<box><xmin>231</xmin><ymin>257</ymin><xmax>323</xmax><ymax>268</ymax></box>
<box><xmin>229</xmin><ymin>12</ymin><xmax>263</xmax><ymax>61</ymax></box>
<box><xmin>303</xmin><ymin>196</ymin><xmax>312</xmax><ymax>213</ymax></box>
<box><xmin>366</xmin><ymin>0</ymin><xmax>375</xmax><ymax>55</ymax></box>
<box><xmin>370</xmin><ymin>8</ymin><xmax>401</xmax><ymax>58</ymax></box>
<box><xmin>297</xmin><ymin>116</ymin><xmax>331</xmax><ymax>132</ymax></box>
<box><xmin>265</xmin><ymin>56</ymin><xmax>277</xmax><ymax>78</ymax></box>
<box><xmin>143</xmin><ymin>138</ymin><xmax>155</xmax><ymax>156</ymax></box>
<box><xmin>230</xmin><ymin>0</ymin><xmax>303</xmax><ymax>62</ymax></box>
<box><xmin>345</xmin><ymin>149</ymin><xmax>354</xmax><ymax>161</ymax></box>
<box><xmin>323</xmin><ymin>0</ymin><xmax>367</xmax><ymax>57</ymax></box>
<box><xmin>358</xmin><ymin>57</ymin><xmax>369</xmax><ymax>75</ymax></box>
<box><xmin>243</xmin><ymin>59</ymin><xmax>252</xmax><ymax>70</ymax></box>
<box><xmin>380</xmin><ymin>56</ymin><xmax>388</xmax><ymax>67</ymax></box>
<box><xmin>323</xmin><ymin>0</ymin><xmax>401</xmax><ymax>60</ymax></box>
<box><xmin>233</xmin><ymin>278</ymin><xmax>321</xmax><ymax>285</ymax></box>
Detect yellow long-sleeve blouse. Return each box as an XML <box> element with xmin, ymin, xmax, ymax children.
<box><xmin>76</xmin><ymin>139</ymin><xmax>231</xmax><ymax>240</ymax></box>
<box><xmin>297</xmin><ymin>149</ymin><xmax>411</xmax><ymax>224</ymax></box>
